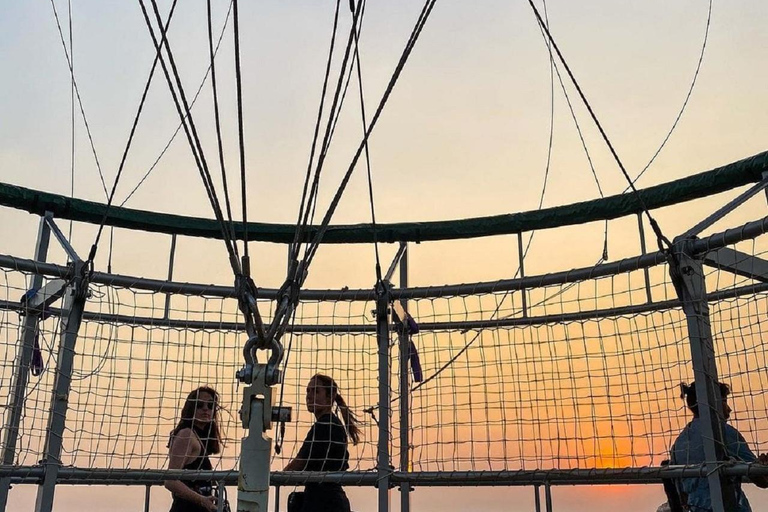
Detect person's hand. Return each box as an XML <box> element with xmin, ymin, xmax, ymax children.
<box><xmin>758</xmin><ymin>453</ymin><xmax>768</xmax><ymax>465</ymax></box>
<box><xmin>199</xmin><ymin>495</ymin><xmax>218</xmax><ymax>512</ymax></box>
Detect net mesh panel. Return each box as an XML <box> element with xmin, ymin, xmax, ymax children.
<box><xmin>0</xmin><ymin>232</ymin><xmax>767</xmax><ymax>478</ymax></box>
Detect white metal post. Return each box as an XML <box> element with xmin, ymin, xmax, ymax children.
<box><xmin>671</xmin><ymin>239</ymin><xmax>737</xmax><ymax>512</ymax></box>
<box><xmin>0</xmin><ymin>214</ymin><xmax>52</xmax><ymax>511</ymax></box>
<box><xmin>34</xmin><ymin>261</ymin><xmax>88</xmax><ymax>512</ymax></box>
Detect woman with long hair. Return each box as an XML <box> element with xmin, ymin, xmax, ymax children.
<box><xmin>284</xmin><ymin>373</ymin><xmax>362</xmax><ymax>512</ymax></box>
<box><xmin>165</xmin><ymin>386</ymin><xmax>223</xmax><ymax>512</ymax></box>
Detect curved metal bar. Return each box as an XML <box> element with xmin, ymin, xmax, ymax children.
<box><xmin>3</xmin><ymin>280</ymin><xmax>768</xmax><ymax>334</ymax></box>
<box><xmin>1</xmin><ymin>215</ymin><xmax>766</xmax><ymax>302</ymax></box>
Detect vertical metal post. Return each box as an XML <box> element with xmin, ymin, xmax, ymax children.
<box><xmin>534</xmin><ymin>485</ymin><xmax>541</xmax><ymax>512</ymax></box>
<box><xmin>144</xmin><ymin>485</ymin><xmax>151</xmax><ymax>512</ymax></box>
<box><xmin>671</xmin><ymin>239</ymin><xmax>736</xmax><ymax>512</ymax></box>
<box><xmin>274</xmin><ymin>486</ymin><xmax>280</xmax><ymax>512</ymax></box>
<box><xmin>398</xmin><ymin>244</ymin><xmax>410</xmax><ymax>512</ymax></box>
<box><xmin>34</xmin><ymin>262</ymin><xmax>88</xmax><ymax>512</ymax></box>
<box><xmin>637</xmin><ymin>213</ymin><xmax>653</xmax><ymax>303</ymax></box>
<box><xmin>517</xmin><ymin>233</ymin><xmax>528</xmax><ymax>318</ymax></box>
<box><xmin>163</xmin><ymin>234</ymin><xmax>177</xmax><ymax>319</ymax></box>
<box><xmin>0</xmin><ymin>215</ymin><xmax>52</xmax><ymax>510</ymax></box>
<box><xmin>237</xmin><ymin>365</ymin><xmax>273</xmax><ymax>512</ymax></box>
<box><xmin>376</xmin><ymin>282</ymin><xmax>391</xmax><ymax>512</ymax></box>
<box><xmin>544</xmin><ymin>484</ymin><xmax>552</xmax><ymax>512</ymax></box>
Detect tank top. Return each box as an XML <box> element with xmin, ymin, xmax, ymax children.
<box><xmin>169</xmin><ymin>427</ymin><xmax>214</xmax><ymax>512</ymax></box>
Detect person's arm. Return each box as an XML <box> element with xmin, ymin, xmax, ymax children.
<box><xmin>728</xmin><ymin>427</ymin><xmax>768</xmax><ymax>488</ymax></box>
<box><xmin>284</xmin><ymin>423</ymin><xmax>323</xmax><ymax>471</ymax></box>
<box><xmin>164</xmin><ymin>429</ymin><xmax>217</xmax><ymax>511</ymax></box>
<box><xmin>752</xmin><ymin>453</ymin><xmax>768</xmax><ymax>489</ymax></box>
<box><xmin>284</xmin><ymin>456</ymin><xmax>309</xmax><ymax>471</ymax></box>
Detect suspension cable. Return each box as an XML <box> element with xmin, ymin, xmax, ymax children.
<box><xmin>297</xmin><ymin>0</ymin><xmax>363</xmax><ymax>262</ymax></box>
<box><xmin>88</xmin><ymin>0</ymin><xmax>181</xmax><ymax>265</ymax></box>
<box><xmin>626</xmin><ymin>0</ymin><xmax>713</xmax><ymax>189</ymax></box>
<box><xmin>207</xmin><ymin>0</ymin><xmax>238</xmax><ymax>251</ymax></box>
<box><xmin>291</xmin><ymin>0</ymin><xmax>344</xmax><ymax>261</ymax></box>
<box><xmin>526</xmin><ymin>0</ymin><xmax>671</xmax><ymax>253</ymax></box>
<box><xmin>49</xmin><ymin>0</ymin><xmax>108</xmax><ymax>199</ymax></box>
<box><xmin>300</xmin><ymin>0</ymin><xmax>439</xmax><ymax>272</ymax></box>
<box><xmin>233</xmin><ymin>0</ymin><xmax>250</xmax><ymax>265</ymax></box>
<box><xmin>350</xmin><ymin>0</ymin><xmax>382</xmax><ymax>283</ymax></box>
<box><xmin>120</xmin><ymin>1</ymin><xmax>234</xmax><ymax>208</ymax></box>
<box><xmin>138</xmin><ymin>0</ymin><xmax>240</xmax><ymax>273</ymax></box>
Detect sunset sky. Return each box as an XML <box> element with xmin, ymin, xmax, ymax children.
<box><xmin>2</xmin><ymin>0</ymin><xmax>768</xmax><ymax>511</ymax></box>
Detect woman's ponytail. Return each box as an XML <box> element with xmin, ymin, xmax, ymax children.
<box><xmin>334</xmin><ymin>393</ymin><xmax>361</xmax><ymax>445</ymax></box>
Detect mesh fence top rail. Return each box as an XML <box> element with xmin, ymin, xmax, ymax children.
<box><xmin>1</xmin><ymin>151</ymin><xmax>767</xmax><ymax>243</ymax></box>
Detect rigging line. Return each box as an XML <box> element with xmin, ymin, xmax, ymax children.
<box><xmin>119</xmin><ymin>1</ymin><xmax>234</xmax><ymax>208</ymax></box>
<box><xmin>526</xmin><ymin>0</ymin><xmax>671</xmax><ymax>253</ymax></box>
<box><xmin>134</xmin><ymin>2</ymin><xmax>241</xmax><ymax>276</ymax></box>
<box><xmin>233</xmin><ymin>0</ymin><xmax>249</xmax><ymax>262</ymax></box>
<box><xmin>208</xmin><ymin>0</ymin><xmax>238</xmax><ymax>252</ymax></box>
<box><xmin>275</xmin><ymin>0</ymin><xmax>372</xmax><ymax>454</ymax></box>
<box><xmin>350</xmin><ymin>0</ymin><xmax>382</xmax><ymax>282</ymax></box>
<box><xmin>67</xmin><ymin>0</ymin><xmax>75</xmax><ymax>243</ymax></box>
<box><xmin>291</xmin><ymin>0</ymin><xmax>344</xmax><ymax>261</ymax></box>
<box><xmin>49</xmin><ymin>0</ymin><xmax>108</xmax><ymax>199</ymax></box>
<box><xmin>89</xmin><ymin>0</ymin><xmax>181</xmax><ymax>263</ymax></box>
<box><xmin>140</xmin><ymin>0</ymin><xmax>240</xmax><ymax>271</ymax></box>
<box><xmin>539</xmin><ymin>2</ymin><xmax>608</xmax><ymax>254</ymax></box>
<box><xmin>299</xmin><ymin>0</ymin><xmax>364</xmax><ymax>256</ymax></box>
<box><xmin>626</xmin><ymin>0</ymin><xmax>712</xmax><ymax>189</ymax></box>
<box><xmin>304</xmin><ymin>0</ymin><xmax>366</xmax><ymax>238</ymax></box>
<box><xmin>302</xmin><ymin>0</ymin><xmax>439</xmax><ymax>272</ymax></box>
<box><xmin>412</xmin><ymin>254</ymin><xmax>606</xmax><ymax>394</ymax></box>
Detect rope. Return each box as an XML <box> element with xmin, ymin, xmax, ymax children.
<box><xmin>626</xmin><ymin>0</ymin><xmax>713</xmax><ymax>189</ymax></box>
<box><xmin>49</xmin><ymin>0</ymin><xmax>108</xmax><ymax>199</ymax></box>
<box><xmin>207</xmin><ymin>0</ymin><xmax>238</xmax><ymax>253</ymax></box>
<box><xmin>350</xmin><ymin>0</ymin><xmax>382</xmax><ymax>283</ymax></box>
<box><xmin>297</xmin><ymin>0</ymin><xmax>363</xmax><ymax>261</ymax></box>
<box><xmin>526</xmin><ymin>0</ymin><xmax>672</xmax><ymax>253</ymax></box>
<box><xmin>291</xmin><ymin>0</ymin><xmax>344</xmax><ymax>261</ymax></box>
<box><xmin>137</xmin><ymin>0</ymin><xmax>240</xmax><ymax>275</ymax></box>
<box><xmin>67</xmin><ymin>0</ymin><xmax>75</xmax><ymax>243</ymax></box>
<box><xmin>119</xmin><ymin>1</ymin><xmax>234</xmax><ymax>208</ymax></box>
<box><xmin>88</xmin><ymin>0</ymin><xmax>181</xmax><ymax>266</ymax></box>
<box><xmin>233</xmin><ymin>0</ymin><xmax>249</xmax><ymax>264</ymax></box>
<box><xmin>300</xmin><ymin>0</ymin><xmax>439</xmax><ymax>273</ymax></box>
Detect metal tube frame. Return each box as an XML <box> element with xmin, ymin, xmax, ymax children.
<box><xmin>637</xmin><ymin>213</ymin><xmax>653</xmax><ymax>303</ymax></box>
<box><xmin>34</xmin><ymin>261</ymin><xmax>88</xmax><ymax>512</ymax></box>
<box><xmin>3</xmin><ymin>464</ymin><xmax>768</xmax><ymax>486</ymax></box>
<box><xmin>398</xmin><ymin>244</ymin><xmax>410</xmax><ymax>512</ymax></box>
<box><xmin>671</xmin><ymin>238</ymin><xmax>736</xmax><ymax>512</ymax></box>
<box><xmin>376</xmin><ymin>282</ymin><xmax>391</xmax><ymax>512</ymax></box>
<box><xmin>1</xmin><ymin>212</ymin><xmax>767</xmax><ymax>302</ymax></box>
<box><xmin>0</xmin><ymin>214</ymin><xmax>52</xmax><ymax>510</ymax></box>
<box><xmin>517</xmin><ymin>232</ymin><xmax>528</xmax><ymax>318</ymax></box>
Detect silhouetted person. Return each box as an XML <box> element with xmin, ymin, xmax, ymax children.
<box><xmin>284</xmin><ymin>374</ymin><xmax>361</xmax><ymax>512</ymax></box>
<box><xmin>166</xmin><ymin>386</ymin><xmax>223</xmax><ymax>512</ymax></box>
<box><xmin>670</xmin><ymin>381</ymin><xmax>768</xmax><ymax>511</ymax></box>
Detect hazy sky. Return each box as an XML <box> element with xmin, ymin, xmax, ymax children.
<box><xmin>2</xmin><ymin>1</ymin><xmax>768</xmax><ymax>511</ymax></box>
